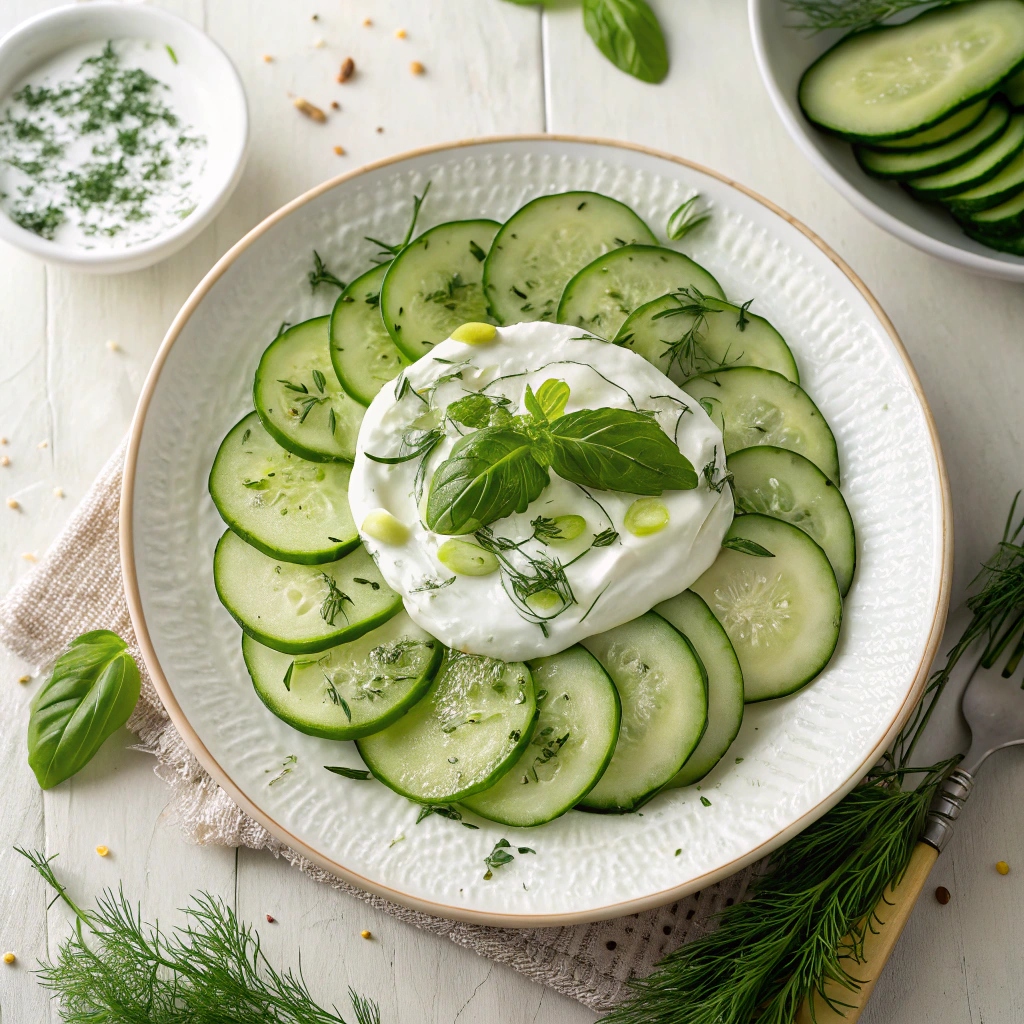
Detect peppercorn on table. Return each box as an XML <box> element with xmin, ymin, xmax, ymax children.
<box><xmin>1</xmin><ymin>2</ymin><xmax>1022</xmax><ymax>1021</ymax></box>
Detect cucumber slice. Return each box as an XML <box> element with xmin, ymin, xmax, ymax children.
<box><xmin>241</xmin><ymin>611</ymin><xmax>442</xmax><ymax>740</ymax></box>
<box><xmin>578</xmin><ymin>612</ymin><xmax>707</xmax><ymax>813</ymax></box>
<box><xmin>906</xmin><ymin>112</ymin><xmax>1024</xmax><ymax>198</ymax></box>
<box><xmin>209</xmin><ymin>412</ymin><xmax>358</xmax><ymax>565</ymax></box>
<box><xmin>253</xmin><ymin>317</ymin><xmax>364</xmax><ymax>463</ymax></box>
<box><xmin>213</xmin><ymin>529</ymin><xmax>401</xmax><ymax>655</ymax></box>
<box><xmin>692</xmin><ymin>514</ymin><xmax>842</xmax><ymax>702</ymax></box>
<box><xmin>614</xmin><ymin>292</ymin><xmax>799</xmax><ymax>385</ymax></box>
<box><xmin>558</xmin><ymin>245</ymin><xmax>725</xmax><ymax>341</ymax></box>
<box><xmin>357</xmin><ymin>653</ymin><xmax>538</xmax><ymax>804</ymax></box>
<box><xmin>799</xmin><ymin>1</ymin><xmax>1024</xmax><ymax>142</ymax></box>
<box><xmin>381</xmin><ymin>219</ymin><xmax>500</xmax><ymax>361</ymax></box>
<box><xmin>330</xmin><ymin>264</ymin><xmax>407</xmax><ymax>406</ymax></box>
<box><xmin>944</xmin><ymin>146</ymin><xmax>1024</xmax><ymax>211</ymax></box>
<box><xmin>484</xmin><ymin>191</ymin><xmax>656</xmax><ymax>326</ymax></box>
<box><xmin>683</xmin><ymin>366</ymin><xmax>840</xmax><ymax>485</ymax></box>
<box><xmin>655</xmin><ymin>590</ymin><xmax>744</xmax><ymax>788</ymax></box>
<box><xmin>866</xmin><ymin>98</ymin><xmax>989</xmax><ymax>151</ymax></box>
<box><xmin>460</xmin><ymin>646</ymin><xmax>620</xmax><ymax>827</ymax></box>
<box><xmin>962</xmin><ymin>222</ymin><xmax>1024</xmax><ymax>251</ymax></box>
<box><xmin>729</xmin><ymin>446</ymin><xmax>856</xmax><ymax>596</ymax></box>
<box><xmin>1005</xmin><ymin>66</ymin><xmax>1024</xmax><ymax>107</ymax></box>
<box><xmin>856</xmin><ymin>101</ymin><xmax>1011</xmax><ymax>180</ymax></box>
<box><xmin>957</xmin><ymin>182</ymin><xmax>1024</xmax><ymax>235</ymax></box>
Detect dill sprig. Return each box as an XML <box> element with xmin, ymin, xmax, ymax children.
<box><xmin>319</xmin><ymin>573</ymin><xmax>353</xmax><ymax>626</ymax></box>
<box><xmin>17</xmin><ymin>847</ymin><xmax>379</xmax><ymax>1023</ymax></box>
<box><xmin>607</xmin><ymin>493</ymin><xmax>1024</xmax><ymax>1024</ymax></box>
<box><xmin>365</xmin><ymin>181</ymin><xmax>431</xmax><ymax>261</ymax></box>
<box><xmin>783</xmin><ymin>0</ymin><xmax>936</xmax><ymax>32</ymax></box>
<box><xmin>650</xmin><ymin>287</ymin><xmax>740</xmax><ymax>380</ymax></box>
<box><xmin>308</xmin><ymin>250</ymin><xmax>345</xmax><ymax>292</ymax></box>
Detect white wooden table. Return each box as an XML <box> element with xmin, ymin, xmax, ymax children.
<box><xmin>2</xmin><ymin>1</ymin><xmax>1023</xmax><ymax>1020</ymax></box>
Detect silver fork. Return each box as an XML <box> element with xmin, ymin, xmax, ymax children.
<box><xmin>798</xmin><ymin>647</ymin><xmax>1024</xmax><ymax>1024</ymax></box>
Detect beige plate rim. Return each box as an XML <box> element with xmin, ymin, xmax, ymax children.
<box><xmin>120</xmin><ymin>134</ymin><xmax>954</xmax><ymax>928</ymax></box>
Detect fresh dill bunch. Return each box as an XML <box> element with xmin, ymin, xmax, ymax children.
<box><xmin>607</xmin><ymin>492</ymin><xmax>1024</xmax><ymax>1024</ymax></box>
<box><xmin>17</xmin><ymin>846</ymin><xmax>379</xmax><ymax>1024</ymax></box>
<box><xmin>783</xmin><ymin>0</ymin><xmax>949</xmax><ymax>32</ymax></box>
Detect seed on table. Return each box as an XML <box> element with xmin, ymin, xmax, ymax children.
<box><xmin>293</xmin><ymin>97</ymin><xmax>327</xmax><ymax>122</ymax></box>
<box><xmin>395</xmin><ymin>28</ymin><xmax>407</xmax><ymax>39</ymax></box>
<box><xmin>935</xmin><ymin>886</ymin><xmax>951</xmax><ymax>905</ymax></box>
<box><xmin>95</xmin><ymin>845</ymin><xmax>109</xmax><ymax>857</ymax></box>
<box><xmin>996</xmin><ymin>860</ymin><xmax>1010</xmax><ymax>875</ymax></box>
<box><xmin>6</xmin><ymin>498</ymin><xmax>20</xmax><ymax>510</ymax></box>
<box><xmin>18</xmin><ymin>675</ymin><xmax>30</xmax><ymax>684</ymax></box>
<box><xmin>330</xmin><ymin>100</ymin><xmax>340</xmax><ymax>110</ymax></box>
<box><xmin>375</xmin><ymin>126</ymin><xmax>384</xmax><ymax>133</ymax></box>
<box><xmin>0</xmin><ymin>456</ymin><xmax>8</xmax><ymax>467</ymax></box>
<box><xmin>363</xmin><ymin>18</ymin><xmax>372</xmax><ymax>27</ymax></box>
<box><xmin>262</xmin><ymin>54</ymin><xmax>274</xmax><ymax>63</ymax></box>
<box><xmin>54</xmin><ymin>487</ymin><xmax>64</xmax><ymax>498</ymax></box>
<box><xmin>21</xmin><ymin>553</ymin><xmax>36</xmax><ymax>562</ymax></box>
<box><xmin>311</xmin><ymin>13</ymin><xmax>319</xmax><ymax>20</ymax></box>
<box><xmin>333</xmin><ymin>145</ymin><xmax>346</xmax><ymax>156</ymax></box>
<box><xmin>266</xmin><ymin>914</ymin><xmax>275</xmax><ymax>923</ymax></box>
<box><xmin>106</xmin><ymin>339</ymin><xmax>120</xmax><ymax>352</ymax></box>
<box><xmin>360</xmin><ymin>929</ymin><xmax>372</xmax><ymax>940</ymax></box>
<box><xmin>313</xmin><ymin>38</ymin><xmax>325</xmax><ymax>49</ymax></box>
<box><xmin>0</xmin><ymin>437</ymin><xmax>8</xmax><ymax>445</ymax></box>
<box><xmin>37</xmin><ymin>439</ymin><xmax>47</xmax><ymax>448</ymax></box>
<box><xmin>410</xmin><ymin>61</ymin><xmax>425</xmax><ymax>75</ymax></box>
<box><xmin>338</xmin><ymin>57</ymin><xmax>355</xmax><ymax>83</ymax></box>
<box><xmin>2</xmin><ymin>952</ymin><xmax>14</xmax><ymax>965</ymax></box>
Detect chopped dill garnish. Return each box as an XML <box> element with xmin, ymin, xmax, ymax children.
<box><xmin>319</xmin><ymin>574</ymin><xmax>352</xmax><ymax>625</ymax></box>
<box><xmin>307</xmin><ymin>250</ymin><xmax>345</xmax><ymax>292</ymax></box>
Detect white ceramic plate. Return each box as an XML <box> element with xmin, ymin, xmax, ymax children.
<box><xmin>122</xmin><ymin>137</ymin><xmax>951</xmax><ymax>926</ymax></box>
<box><xmin>749</xmin><ymin>0</ymin><xmax>1024</xmax><ymax>283</ymax></box>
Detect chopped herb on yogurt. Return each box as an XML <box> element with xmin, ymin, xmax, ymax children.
<box><xmin>0</xmin><ymin>40</ymin><xmax>206</xmax><ymax>246</ymax></box>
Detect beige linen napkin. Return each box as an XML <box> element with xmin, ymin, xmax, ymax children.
<box><xmin>0</xmin><ymin>440</ymin><xmax>756</xmax><ymax>1012</ymax></box>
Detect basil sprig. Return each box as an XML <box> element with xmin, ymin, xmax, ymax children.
<box><xmin>425</xmin><ymin>379</ymin><xmax>696</xmax><ymax>535</ymax></box>
<box><xmin>27</xmin><ymin>630</ymin><xmax>141</xmax><ymax>790</ymax></box>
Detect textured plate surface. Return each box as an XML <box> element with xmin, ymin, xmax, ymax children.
<box><xmin>123</xmin><ymin>137</ymin><xmax>951</xmax><ymax>925</ymax></box>
<box><xmin>749</xmin><ymin>0</ymin><xmax>1024</xmax><ymax>282</ymax></box>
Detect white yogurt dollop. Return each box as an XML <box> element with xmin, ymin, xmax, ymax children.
<box><xmin>349</xmin><ymin>322</ymin><xmax>732</xmax><ymax>661</ymax></box>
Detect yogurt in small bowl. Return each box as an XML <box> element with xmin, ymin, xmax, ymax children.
<box><xmin>0</xmin><ymin>3</ymin><xmax>247</xmax><ymax>273</ymax></box>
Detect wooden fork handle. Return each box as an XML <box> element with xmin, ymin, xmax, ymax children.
<box><xmin>795</xmin><ymin>842</ymin><xmax>939</xmax><ymax>1024</ymax></box>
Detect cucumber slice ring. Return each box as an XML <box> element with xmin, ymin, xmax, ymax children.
<box><xmin>484</xmin><ymin>191</ymin><xmax>656</xmax><ymax>326</ymax></box>
<box><xmin>578</xmin><ymin>612</ymin><xmax>708</xmax><ymax>813</ymax></box>
<box><xmin>865</xmin><ymin>99</ymin><xmax>989</xmax><ymax>153</ymax></box>
<box><xmin>691</xmin><ymin>514</ymin><xmax>842</xmax><ymax>702</ymax></box>
<box><xmin>460</xmin><ymin>646</ymin><xmax>621</xmax><ymax>827</ymax></box>
<box><xmin>683</xmin><ymin>365</ymin><xmax>841</xmax><ymax>485</ymax></box>
<box><xmin>557</xmin><ymin>244</ymin><xmax>725</xmax><ymax>340</ymax></box>
<box><xmin>380</xmin><ymin>219</ymin><xmax>500</xmax><ymax>361</ymax></box>
<box><xmin>798</xmin><ymin>1</ymin><xmax>1024</xmax><ymax>142</ymax></box>
<box><xmin>656</xmin><ymin>590</ymin><xmax>744</xmax><ymax>788</ymax></box>
<box><xmin>729</xmin><ymin>445</ymin><xmax>856</xmax><ymax>595</ymax></box>
<box><xmin>945</xmin><ymin>148</ymin><xmax>1024</xmax><ymax>213</ymax></box>
<box><xmin>330</xmin><ymin>264</ymin><xmax>407</xmax><ymax>406</ymax></box>
<box><xmin>253</xmin><ymin>316</ymin><xmax>365</xmax><ymax>463</ymax></box>
<box><xmin>209</xmin><ymin>413</ymin><xmax>358</xmax><ymax>565</ymax></box>
<box><xmin>614</xmin><ymin>293</ymin><xmax>799</xmax><ymax>385</ymax></box>
<box><xmin>241</xmin><ymin>611</ymin><xmax>442</xmax><ymax>740</ymax></box>
<box><xmin>357</xmin><ymin>654</ymin><xmax>538</xmax><ymax>804</ymax></box>
<box><xmin>213</xmin><ymin>530</ymin><xmax>402</xmax><ymax>655</ymax></box>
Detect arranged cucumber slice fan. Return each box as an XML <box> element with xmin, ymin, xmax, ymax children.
<box><xmin>207</xmin><ymin>185</ymin><xmax>857</xmax><ymax>831</ymax></box>
<box><xmin>797</xmin><ymin>0</ymin><xmax>1024</xmax><ymax>254</ymax></box>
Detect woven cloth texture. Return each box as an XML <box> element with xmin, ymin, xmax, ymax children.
<box><xmin>0</xmin><ymin>440</ymin><xmax>757</xmax><ymax>1012</ymax></box>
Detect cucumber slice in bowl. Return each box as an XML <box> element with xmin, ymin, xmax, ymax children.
<box><xmin>460</xmin><ymin>646</ymin><xmax>620</xmax><ymax>827</ymax></box>
<box><xmin>683</xmin><ymin>366</ymin><xmax>840</xmax><ymax>485</ymax></box>
<box><xmin>381</xmin><ymin>219</ymin><xmax>500</xmax><ymax>361</ymax></box>
<box><xmin>357</xmin><ymin>653</ymin><xmax>538</xmax><ymax>804</ymax></box>
<box><xmin>798</xmin><ymin>1</ymin><xmax>1024</xmax><ymax>142</ymax></box>
<box><xmin>614</xmin><ymin>292</ymin><xmax>799</xmax><ymax>385</ymax></box>
<box><xmin>253</xmin><ymin>316</ymin><xmax>364</xmax><ymax>463</ymax></box>
<box><xmin>578</xmin><ymin>612</ymin><xmax>707</xmax><ymax>813</ymax></box>
<box><xmin>213</xmin><ymin>530</ymin><xmax>401</xmax><ymax>655</ymax></box>
<box><xmin>866</xmin><ymin>98</ymin><xmax>989</xmax><ymax>152</ymax></box>
<box><xmin>330</xmin><ymin>264</ymin><xmax>406</xmax><ymax>406</ymax></box>
<box><xmin>856</xmin><ymin>101</ymin><xmax>1011</xmax><ymax>180</ymax></box>
<box><xmin>945</xmin><ymin>146</ymin><xmax>1024</xmax><ymax>212</ymax></box>
<box><xmin>656</xmin><ymin>590</ymin><xmax>744</xmax><ymax>789</ymax></box>
<box><xmin>557</xmin><ymin>245</ymin><xmax>725</xmax><ymax>340</ymax></box>
<box><xmin>209</xmin><ymin>413</ymin><xmax>358</xmax><ymax>565</ymax></box>
<box><xmin>484</xmin><ymin>191</ymin><xmax>656</xmax><ymax>326</ymax></box>
<box><xmin>729</xmin><ymin>445</ymin><xmax>856</xmax><ymax>595</ymax></box>
<box><xmin>691</xmin><ymin>514</ymin><xmax>842</xmax><ymax>702</ymax></box>
<box><xmin>241</xmin><ymin>610</ymin><xmax>442</xmax><ymax>740</ymax></box>
<box><xmin>956</xmin><ymin>183</ymin><xmax>1024</xmax><ymax>236</ymax></box>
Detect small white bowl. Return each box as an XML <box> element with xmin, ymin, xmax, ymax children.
<box><xmin>749</xmin><ymin>0</ymin><xmax>1024</xmax><ymax>283</ymax></box>
<box><xmin>0</xmin><ymin>3</ymin><xmax>248</xmax><ymax>274</ymax></box>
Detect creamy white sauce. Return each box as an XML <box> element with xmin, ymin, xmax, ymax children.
<box><xmin>349</xmin><ymin>322</ymin><xmax>733</xmax><ymax>661</ymax></box>
<box><xmin>0</xmin><ymin>39</ymin><xmax>209</xmax><ymax>250</ymax></box>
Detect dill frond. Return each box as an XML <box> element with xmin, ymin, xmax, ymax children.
<box><xmin>18</xmin><ymin>847</ymin><xmax>374</xmax><ymax>1023</ymax></box>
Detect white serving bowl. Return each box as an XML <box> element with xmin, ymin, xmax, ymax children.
<box><xmin>749</xmin><ymin>0</ymin><xmax>1024</xmax><ymax>283</ymax></box>
<box><xmin>0</xmin><ymin>3</ymin><xmax>248</xmax><ymax>274</ymax></box>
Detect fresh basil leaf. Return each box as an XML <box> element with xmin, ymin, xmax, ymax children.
<box><xmin>523</xmin><ymin>383</ymin><xmax>547</xmax><ymax>424</ymax></box>
<box><xmin>447</xmin><ymin>393</ymin><xmax>498</xmax><ymax>429</ymax></box>
<box><xmin>535</xmin><ymin>378</ymin><xmax>570</xmax><ymax>421</ymax></box>
<box><xmin>582</xmin><ymin>0</ymin><xmax>669</xmax><ymax>84</ymax></box>
<box><xmin>426</xmin><ymin>427</ymin><xmax>550</xmax><ymax>535</ymax></box>
<box><xmin>550</xmin><ymin>408</ymin><xmax>697</xmax><ymax>494</ymax></box>
<box><xmin>722</xmin><ymin>537</ymin><xmax>775</xmax><ymax>557</ymax></box>
<box><xmin>27</xmin><ymin>630</ymin><xmax>141</xmax><ymax>790</ymax></box>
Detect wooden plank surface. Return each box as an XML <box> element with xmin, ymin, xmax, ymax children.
<box><xmin>1</xmin><ymin>1</ymin><xmax>1022</xmax><ymax>1021</ymax></box>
